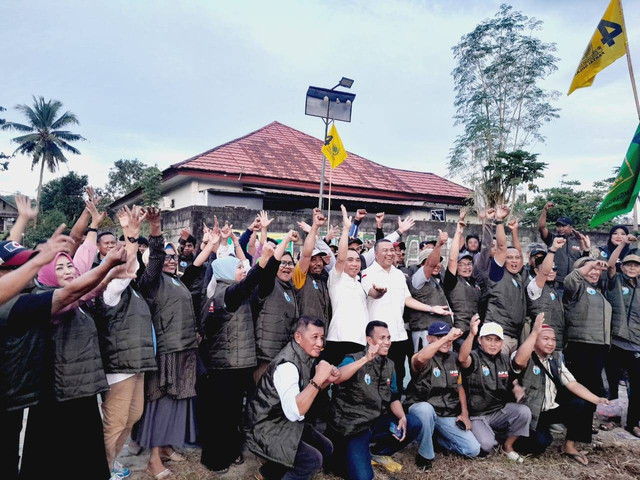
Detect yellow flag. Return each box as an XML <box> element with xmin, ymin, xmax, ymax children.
<box><xmin>321</xmin><ymin>124</ymin><xmax>348</xmax><ymax>168</ymax></box>
<box><xmin>568</xmin><ymin>0</ymin><xmax>628</xmax><ymax>95</ymax></box>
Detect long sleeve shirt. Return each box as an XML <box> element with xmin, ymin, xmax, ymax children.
<box><xmin>139</xmin><ymin>235</ymin><xmax>166</xmax><ymax>300</ymax></box>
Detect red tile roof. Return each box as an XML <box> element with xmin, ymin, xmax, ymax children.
<box><xmin>170</xmin><ymin>121</ymin><xmax>470</xmax><ymax>202</ymax></box>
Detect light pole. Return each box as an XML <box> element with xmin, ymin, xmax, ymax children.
<box><xmin>305</xmin><ymin>77</ymin><xmax>355</xmax><ymax>208</ymax></box>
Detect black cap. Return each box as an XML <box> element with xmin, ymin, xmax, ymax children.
<box><xmin>348</xmin><ymin>236</ymin><xmax>363</xmax><ymax>245</ymax></box>
<box><xmin>555</xmin><ymin>216</ymin><xmax>573</xmax><ymax>226</ymax></box>
<box><xmin>420</xmin><ymin>240</ymin><xmax>436</xmax><ymax>249</ymax></box>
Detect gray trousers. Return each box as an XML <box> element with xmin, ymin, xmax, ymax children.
<box><xmin>471</xmin><ymin>403</ymin><xmax>532</xmax><ymax>454</ymax></box>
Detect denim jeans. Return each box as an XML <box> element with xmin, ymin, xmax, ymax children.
<box><xmin>331</xmin><ymin>412</ymin><xmax>421</xmax><ymax>480</ymax></box>
<box><xmin>408</xmin><ymin>402</ymin><xmax>480</xmax><ymax>459</ymax></box>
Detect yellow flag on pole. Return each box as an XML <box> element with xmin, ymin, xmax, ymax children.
<box><xmin>321</xmin><ymin>124</ymin><xmax>348</xmax><ymax>168</ymax></box>
<box><xmin>568</xmin><ymin>0</ymin><xmax>628</xmax><ymax>95</ymax></box>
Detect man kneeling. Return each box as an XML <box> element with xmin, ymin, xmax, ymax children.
<box><xmin>512</xmin><ymin>314</ymin><xmax>609</xmax><ymax>465</ymax></box>
<box><xmin>404</xmin><ymin>320</ymin><xmax>481</xmax><ymax>470</ymax></box>
<box><xmin>326</xmin><ymin>321</ymin><xmax>421</xmax><ymax>480</ymax></box>
<box><xmin>247</xmin><ymin>316</ymin><xmax>339</xmax><ymax>480</ymax></box>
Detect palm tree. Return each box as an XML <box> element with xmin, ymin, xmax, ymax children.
<box><xmin>0</xmin><ymin>96</ymin><xmax>85</xmax><ymax>211</ymax></box>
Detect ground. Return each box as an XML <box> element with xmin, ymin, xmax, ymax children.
<box><xmin>122</xmin><ymin>426</ymin><xmax>640</xmax><ymax>480</ymax></box>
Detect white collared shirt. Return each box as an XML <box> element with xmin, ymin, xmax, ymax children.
<box><xmin>327</xmin><ymin>268</ymin><xmax>368</xmax><ymax>345</ymax></box>
<box><xmin>361</xmin><ymin>261</ymin><xmax>410</xmax><ymax>342</ymax></box>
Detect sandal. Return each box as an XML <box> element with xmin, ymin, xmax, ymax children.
<box><xmin>628</xmin><ymin>426</ymin><xmax>640</xmax><ymax>438</ymax></box>
<box><xmin>599</xmin><ymin>421</ymin><xmax>617</xmax><ymax>431</ymax></box>
<box><xmin>561</xmin><ymin>450</ymin><xmax>588</xmax><ymax>466</ymax></box>
<box><xmin>234</xmin><ymin>453</ymin><xmax>245</xmax><ymax>465</ymax></box>
<box><xmin>160</xmin><ymin>451</ymin><xmax>185</xmax><ymax>462</ymax></box>
<box><xmin>504</xmin><ymin>450</ymin><xmax>524</xmax><ymax>463</ymax></box>
<box><xmin>146</xmin><ymin>467</ymin><xmax>172</xmax><ymax>479</ymax></box>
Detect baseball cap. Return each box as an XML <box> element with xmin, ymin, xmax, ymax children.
<box><xmin>622</xmin><ymin>254</ymin><xmax>640</xmax><ymax>264</ymax></box>
<box><xmin>420</xmin><ymin>240</ymin><xmax>436</xmax><ymax>249</ymax></box>
<box><xmin>311</xmin><ymin>248</ymin><xmax>328</xmax><ymax>257</ymax></box>
<box><xmin>348</xmin><ymin>236</ymin><xmax>363</xmax><ymax>245</ymax></box>
<box><xmin>0</xmin><ymin>241</ymin><xmax>38</xmax><ymax>268</ymax></box>
<box><xmin>555</xmin><ymin>216</ymin><xmax>573</xmax><ymax>226</ymax></box>
<box><xmin>528</xmin><ymin>243</ymin><xmax>547</xmax><ymax>256</ymax></box>
<box><xmin>393</xmin><ymin>241</ymin><xmax>406</xmax><ymax>250</ymax></box>
<box><xmin>427</xmin><ymin>321</ymin><xmax>451</xmax><ymax>336</ymax></box>
<box><xmin>457</xmin><ymin>252</ymin><xmax>474</xmax><ymax>262</ymax></box>
<box><xmin>418</xmin><ymin>248</ymin><xmax>443</xmax><ymax>265</ymax></box>
<box><xmin>479</xmin><ymin>322</ymin><xmax>504</xmax><ymax>340</ymax></box>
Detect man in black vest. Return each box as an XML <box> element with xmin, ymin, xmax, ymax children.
<box><xmin>512</xmin><ymin>315</ymin><xmax>609</xmax><ymax>465</ymax></box>
<box><xmin>405</xmin><ymin>321</ymin><xmax>480</xmax><ymax>470</ymax></box>
<box><xmin>326</xmin><ymin>321</ymin><xmax>422</xmax><ymax>480</ymax></box>
<box><xmin>459</xmin><ymin>317</ymin><xmax>531</xmax><ymax>462</ymax></box>
<box><xmin>247</xmin><ymin>316</ymin><xmax>339</xmax><ymax>480</ymax></box>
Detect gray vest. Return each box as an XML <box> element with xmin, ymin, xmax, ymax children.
<box><xmin>298</xmin><ymin>271</ymin><xmax>330</xmax><ymax>326</ymax></box>
<box><xmin>446</xmin><ymin>275</ymin><xmax>481</xmax><ymax>332</ymax></box>
<box><xmin>463</xmin><ymin>349</ymin><xmax>512</xmax><ymax>417</ymax></box>
<box><xmin>552</xmin><ymin>235</ymin><xmax>584</xmax><ymax>284</ymax></box>
<box><xmin>527</xmin><ymin>282</ymin><xmax>565</xmax><ymax>350</ymax></box>
<box><xmin>485</xmin><ymin>270</ymin><xmax>526</xmax><ymax>339</ymax></box>
<box><xmin>404</xmin><ymin>351</ymin><xmax>461</xmax><ymax>417</ymax></box>
<box><xmin>329</xmin><ymin>351</ymin><xmax>395</xmax><ymax>436</ymax></box>
<box><xmin>246</xmin><ymin>341</ymin><xmax>314</xmax><ymax>468</ymax></box>
<box><xmin>406</xmin><ymin>278</ymin><xmax>451</xmax><ymax>331</ymax></box>
<box><xmin>201</xmin><ymin>279</ymin><xmax>256</xmax><ymax>370</ymax></box>
<box><xmin>147</xmin><ymin>274</ymin><xmax>198</xmax><ymax>355</ymax></box>
<box><xmin>518</xmin><ymin>351</ymin><xmax>564</xmax><ymax>430</ymax></box>
<box><xmin>606</xmin><ymin>273</ymin><xmax>640</xmax><ymax>346</ymax></box>
<box><xmin>94</xmin><ymin>286</ymin><xmax>157</xmax><ymax>374</ymax></box>
<box><xmin>563</xmin><ymin>270</ymin><xmax>611</xmax><ymax>346</ymax></box>
<box><xmin>256</xmin><ymin>279</ymin><xmax>299</xmax><ymax>362</ymax></box>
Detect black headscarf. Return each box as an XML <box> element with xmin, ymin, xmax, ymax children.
<box><xmin>603</xmin><ymin>224</ymin><xmax>629</xmax><ymax>260</ymax></box>
<box><xmin>465</xmin><ymin>234</ymin><xmax>481</xmax><ymax>254</ymax></box>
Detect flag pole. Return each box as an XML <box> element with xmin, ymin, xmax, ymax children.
<box><xmin>620</xmin><ymin>0</ymin><xmax>640</xmax><ymax>120</ymax></box>
<box><xmin>327</xmin><ymin>165</ymin><xmax>333</xmax><ymax>226</ymax></box>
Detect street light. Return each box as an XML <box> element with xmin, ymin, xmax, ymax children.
<box><xmin>305</xmin><ymin>78</ymin><xmax>355</xmax><ymax>208</ymax></box>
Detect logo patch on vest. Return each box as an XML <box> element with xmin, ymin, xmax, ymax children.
<box><xmin>284</xmin><ymin>292</ymin><xmax>291</xmax><ymax>302</ymax></box>
<box><xmin>172</xmin><ymin>278</ymin><xmax>181</xmax><ymax>286</ymax></box>
<box><xmin>587</xmin><ymin>287</ymin><xmax>597</xmax><ymax>295</ymax></box>
<box><xmin>571</xmin><ymin>245</ymin><xmax>581</xmax><ymax>250</ymax></box>
<box><xmin>208</xmin><ymin>301</ymin><xmax>214</xmax><ymax>313</ymax></box>
<box><xmin>601</xmin><ymin>251</ymin><xmax>609</xmax><ymax>258</ymax></box>
<box><xmin>364</xmin><ymin>373</ymin><xmax>371</xmax><ymax>385</ymax></box>
<box><xmin>533</xmin><ymin>365</ymin><xmax>541</xmax><ymax>375</ymax></box>
<box><xmin>386</xmin><ymin>378</ymin><xmax>391</xmax><ymax>386</ymax></box>
<box><xmin>433</xmin><ymin>367</ymin><xmax>441</xmax><ymax>378</ymax></box>
<box><xmin>179</xmin><ymin>261</ymin><xmax>188</xmax><ymax>268</ymax></box>
<box><xmin>482</xmin><ymin>365</ymin><xmax>490</xmax><ymax>376</ymax></box>
<box><xmin>132</xmin><ymin>290</ymin><xmax>140</xmax><ymax>298</ymax></box>
<box><xmin>623</xmin><ymin>287</ymin><xmax>630</xmax><ymax>295</ymax></box>
<box><xmin>512</xmin><ymin>278</ymin><xmax>519</xmax><ymax>288</ymax></box>
<box><xmin>497</xmin><ymin>370</ymin><xmax>509</xmax><ymax>379</ymax></box>
<box><xmin>549</xmin><ymin>292</ymin><xmax>556</xmax><ymax>301</ymax></box>
<box><xmin>312</xmin><ymin>279</ymin><xmax>319</xmax><ymax>290</ymax></box>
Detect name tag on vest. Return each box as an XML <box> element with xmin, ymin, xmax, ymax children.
<box><xmin>497</xmin><ymin>370</ymin><xmax>509</xmax><ymax>379</ymax></box>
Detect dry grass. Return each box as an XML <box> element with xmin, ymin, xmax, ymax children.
<box><xmin>129</xmin><ymin>429</ymin><xmax>640</xmax><ymax>480</ymax></box>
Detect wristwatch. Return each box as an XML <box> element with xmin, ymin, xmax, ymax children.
<box><xmin>127</xmin><ymin>236</ymin><xmax>139</xmax><ymax>244</ymax></box>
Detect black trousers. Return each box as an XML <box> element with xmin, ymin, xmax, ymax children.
<box><xmin>564</xmin><ymin>342</ymin><xmax>608</xmax><ymax>398</ymax></box>
<box><xmin>388</xmin><ymin>340</ymin><xmax>410</xmax><ymax>396</ymax></box>
<box><xmin>0</xmin><ymin>408</ymin><xmax>23</xmax><ymax>480</ymax></box>
<box><xmin>605</xmin><ymin>344</ymin><xmax>640</xmax><ymax>430</ymax></box>
<box><xmin>515</xmin><ymin>397</ymin><xmax>593</xmax><ymax>454</ymax></box>
<box><xmin>198</xmin><ymin>368</ymin><xmax>252</xmax><ymax>471</ymax></box>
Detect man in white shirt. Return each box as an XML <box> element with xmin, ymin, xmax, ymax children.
<box><xmin>247</xmin><ymin>317</ymin><xmax>341</xmax><ymax>480</ymax></box>
<box><xmin>361</xmin><ymin>239</ymin><xmax>450</xmax><ymax>394</ymax></box>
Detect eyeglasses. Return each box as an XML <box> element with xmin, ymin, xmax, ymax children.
<box><xmin>164</xmin><ymin>254</ymin><xmax>178</xmax><ymax>261</ymax></box>
<box><xmin>552</xmin><ymin>266</ymin><xmax>558</xmax><ymax>271</ymax></box>
<box><xmin>280</xmin><ymin>261</ymin><xmax>295</xmax><ymax>268</ymax></box>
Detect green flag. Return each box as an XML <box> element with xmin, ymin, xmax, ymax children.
<box><xmin>590</xmin><ymin>124</ymin><xmax>640</xmax><ymax>228</ymax></box>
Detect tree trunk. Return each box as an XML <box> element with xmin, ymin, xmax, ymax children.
<box><xmin>35</xmin><ymin>158</ymin><xmax>46</xmax><ymax>224</ymax></box>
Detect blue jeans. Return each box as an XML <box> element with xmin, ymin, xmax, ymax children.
<box><xmin>408</xmin><ymin>402</ymin><xmax>480</xmax><ymax>459</ymax></box>
<box><xmin>333</xmin><ymin>413</ymin><xmax>421</xmax><ymax>480</ymax></box>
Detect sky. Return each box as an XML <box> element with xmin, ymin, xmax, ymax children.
<box><xmin>1</xmin><ymin>0</ymin><xmax>639</xmax><ymax>199</ymax></box>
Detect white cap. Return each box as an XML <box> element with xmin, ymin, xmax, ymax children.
<box><xmin>479</xmin><ymin>322</ymin><xmax>504</xmax><ymax>340</ymax></box>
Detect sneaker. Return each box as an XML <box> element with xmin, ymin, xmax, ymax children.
<box><xmin>112</xmin><ymin>461</ymin><xmax>131</xmax><ymax>478</ymax></box>
<box><xmin>415</xmin><ymin>454</ymin><xmax>433</xmax><ymax>471</ymax></box>
<box><xmin>371</xmin><ymin>454</ymin><xmax>403</xmax><ymax>473</ymax></box>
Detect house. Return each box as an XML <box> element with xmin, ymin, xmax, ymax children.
<box><xmin>0</xmin><ymin>195</ymin><xmax>18</xmax><ymax>233</ymax></box>
<box><xmin>110</xmin><ymin>121</ymin><xmax>471</xmax><ymax>221</ymax></box>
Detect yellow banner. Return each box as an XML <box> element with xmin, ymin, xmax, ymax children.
<box><xmin>568</xmin><ymin>0</ymin><xmax>627</xmax><ymax>95</ymax></box>
<box><xmin>321</xmin><ymin>124</ymin><xmax>348</xmax><ymax>168</ymax></box>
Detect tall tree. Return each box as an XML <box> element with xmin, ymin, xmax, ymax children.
<box><xmin>481</xmin><ymin>150</ymin><xmax>547</xmax><ymax>207</ymax></box>
<box><xmin>106</xmin><ymin>158</ymin><xmax>149</xmax><ymax>198</ymax></box>
<box><xmin>39</xmin><ymin>171</ymin><xmax>88</xmax><ymax>224</ymax></box>
<box><xmin>0</xmin><ymin>96</ymin><xmax>85</xmax><ymax>211</ymax></box>
<box><xmin>0</xmin><ymin>106</ymin><xmax>8</xmax><ymax>171</ymax></box>
<box><xmin>450</xmin><ymin>4</ymin><xmax>560</xmax><ymax>206</ymax></box>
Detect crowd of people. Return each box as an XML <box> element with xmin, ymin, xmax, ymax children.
<box><xmin>1</xmin><ymin>191</ymin><xmax>638</xmax><ymax>480</ymax></box>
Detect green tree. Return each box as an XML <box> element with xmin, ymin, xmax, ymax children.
<box><xmin>450</xmin><ymin>4</ymin><xmax>560</xmax><ymax>205</ymax></box>
<box><xmin>482</xmin><ymin>150</ymin><xmax>547</xmax><ymax>207</ymax></box>
<box><xmin>0</xmin><ymin>106</ymin><xmax>8</xmax><ymax>171</ymax></box>
<box><xmin>40</xmin><ymin>171</ymin><xmax>88</xmax><ymax>224</ymax></box>
<box><xmin>106</xmin><ymin>158</ymin><xmax>149</xmax><ymax>198</ymax></box>
<box><xmin>22</xmin><ymin>209</ymin><xmax>67</xmax><ymax>247</ymax></box>
<box><xmin>0</xmin><ymin>96</ymin><xmax>85</xmax><ymax>211</ymax></box>
<box><xmin>140</xmin><ymin>165</ymin><xmax>162</xmax><ymax>207</ymax></box>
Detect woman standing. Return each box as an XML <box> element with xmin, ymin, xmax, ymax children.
<box><xmin>198</xmin><ymin>232</ymin><xmax>271</xmax><ymax>474</ymax></box>
<box><xmin>598</xmin><ymin>225</ymin><xmax>630</xmax><ymax>265</ymax></box>
<box><xmin>136</xmin><ymin>208</ymin><xmax>199</xmax><ymax>479</ymax></box>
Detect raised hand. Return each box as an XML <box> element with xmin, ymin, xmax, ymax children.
<box><xmin>625</xmin><ymin>234</ymin><xmax>638</xmax><ymax>244</ymax></box>
<box><xmin>437</xmin><ymin>229</ymin><xmax>449</xmax><ymax>246</ymax></box>
<box><xmin>470</xmin><ymin>314</ymin><xmax>480</xmax><ymax>336</ymax></box>
<box><xmin>507</xmin><ymin>217</ymin><xmax>519</xmax><ymax>231</ymax></box>
<box><xmin>180</xmin><ymin>228</ymin><xmax>191</xmax><ymax>241</ymax></box>
<box><xmin>543</xmin><ymin>201</ymin><xmax>554</xmax><ymax>211</ymax></box>
<box><xmin>249</xmin><ymin>216</ymin><xmax>262</xmax><ymax>232</ymax></box>
<box><xmin>258</xmin><ymin>210</ymin><xmax>273</xmax><ymax>230</ymax></box>
<box><xmin>366</xmin><ymin>343</ymin><xmax>380</xmax><ymax>362</ymax></box>
<box><xmin>486</xmin><ymin>208</ymin><xmax>496</xmax><ymax>220</ymax></box>
<box><xmin>104</xmin><ymin>243</ymin><xmax>127</xmax><ymax>267</ymax></box>
<box><xmin>532</xmin><ymin>312</ymin><xmax>545</xmax><ymax>335</ymax></box>
<box><xmin>325</xmin><ymin>224</ymin><xmax>340</xmax><ymax>242</ymax></box>
<box><xmin>220</xmin><ymin>222</ymin><xmax>231</xmax><ymax>240</ymax></box>
<box><xmin>495</xmin><ymin>205</ymin><xmax>510</xmax><ymax>221</ymax></box>
<box><xmin>477</xmin><ymin>209</ymin><xmax>487</xmax><ymax>221</ymax></box>
<box><xmin>446</xmin><ymin>327</ymin><xmax>464</xmax><ymax>342</ymax></box>
<box><xmin>14</xmin><ymin>195</ymin><xmax>37</xmax><ymax>221</ymax></box>
<box><xmin>261</xmin><ymin>241</ymin><xmax>275</xmax><ymax>260</ymax></box>
<box><xmin>85</xmin><ymin>198</ymin><xmax>106</xmax><ymax>228</ymax></box>
<box><xmin>313</xmin><ymin>208</ymin><xmax>327</xmax><ymax>227</ymax></box>
<box><xmin>212</xmin><ymin>215</ymin><xmax>220</xmax><ymax>236</ymax></box>
<box><xmin>375</xmin><ymin>212</ymin><xmax>385</xmax><ymax>228</ymax></box>
<box><xmin>552</xmin><ymin>236</ymin><xmax>566</xmax><ymax>250</ymax></box>
<box><xmin>297</xmin><ymin>221</ymin><xmax>312</xmax><ymax>234</ymax></box>
<box><xmin>341</xmin><ymin>204</ymin><xmax>352</xmax><ymax>230</ymax></box>
<box><xmin>355</xmin><ymin>208</ymin><xmax>367</xmax><ymax>221</ymax></box>
<box><xmin>286</xmin><ymin>230</ymin><xmax>300</xmax><ymax>243</ymax></box>
<box><xmin>144</xmin><ymin>207</ymin><xmax>162</xmax><ymax>234</ymax></box>
<box><xmin>313</xmin><ymin>360</ymin><xmax>333</xmax><ymax>384</ymax></box>
<box><xmin>34</xmin><ymin>224</ymin><xmax>74</xmax><ymax>266</ymax></box>
<box><xmin>459</xmin><ymin>208</ymin><xmax>467</xmax><ymax>223</ymax></box>
<box><xmin>397</xmin><ymin>215</ymin><xmax>415</xmax><ymax>234</ymax></box>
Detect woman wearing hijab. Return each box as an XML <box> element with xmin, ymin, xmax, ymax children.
<box><xmin>598</xmin><ymin>225</ymin><xmax>630</xmax><ymax>266</ymax></box>
<box><xmin>135</xmin><ymin>208</ymin><xmax>199</xmax><ymax>479</ymax></box>
<box><xmin>198</xmin><ymin>239</ymin><xmax>272</xmax><ymax>474</ymax></box>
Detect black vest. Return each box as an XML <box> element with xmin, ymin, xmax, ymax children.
<box><xmin>93</xmin><ymin>285</ymin><xmax>156</xmax><ymax>374</ymax></box>
<box><xmin>518</xmin><ymin>351</ymin><xmax>565</xmax><ymax>430</ymax></box>
<box><xmin>606</xmin><ymin>273</ymin><xmax>640</xmax><ymax>346</ymax></box>
<box><xmin>553</xmin><ymin>235</ymin><xmax>584</xmax><ymax>284</ymax></box>
<box><xmin>406</xmin><ymin>278</ymin><xmax>451</xmax><ymax>331</ymax></box>
<box><xmin>446</xmin><ymin>275</ymin><xmax>481</xmax><ymax>332</ymax></box>
<box><xmin>329</xmin><ymin>351</ymin><xmax>395</xmax><ymax>436</ymax></box>
<box><xmin>485</xmin><ymin>270</ymin><xmax>526</xmax><ymax>339</ymax></box>
<box><xmin>405</xmin><ymin>351</ymin><xmax>461</xmax><ymax>417</ymax></box>
<box><xmin>200</xmin><ymin>279</ymin><xmax>257</xmax><ymax>370</ymax></box>
<box><xmin>146</xmin><ymin>273</ymin><xmax>198</xmax><ymax>355</ymax></box>
<box><xmin>297</xmin><ymin>271</ymin><xmax>330</xmax><ymax>326</ymax></box>
<box><xmin>527</xmin><ymin>282</ymin><xmax>565</xmax><ymax>350</ymax></box>
<box><xmin>255</xmin><ymin>279</ymin><xmax>299</xmax><ymax>362</ymax></box>
<box><xmin>246</xmin><ymin>341</ymin><xmax>315</xmax><ymax>468</ymax></box>
<box><xmin>463</xmin><ymin>349</ymin><xmax>512</xmax><ymax>417</ymax></box>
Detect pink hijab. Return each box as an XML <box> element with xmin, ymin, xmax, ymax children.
<box><xmin>37</xmin><ymin>252</ymin><xmax>80</xmax><ymax>287</ymax></box>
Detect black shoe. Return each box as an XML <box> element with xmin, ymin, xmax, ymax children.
<box><xmin>415</xmin><ymin>454</ymin><xmax>433</xmax><ymax>471</ymax></box>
